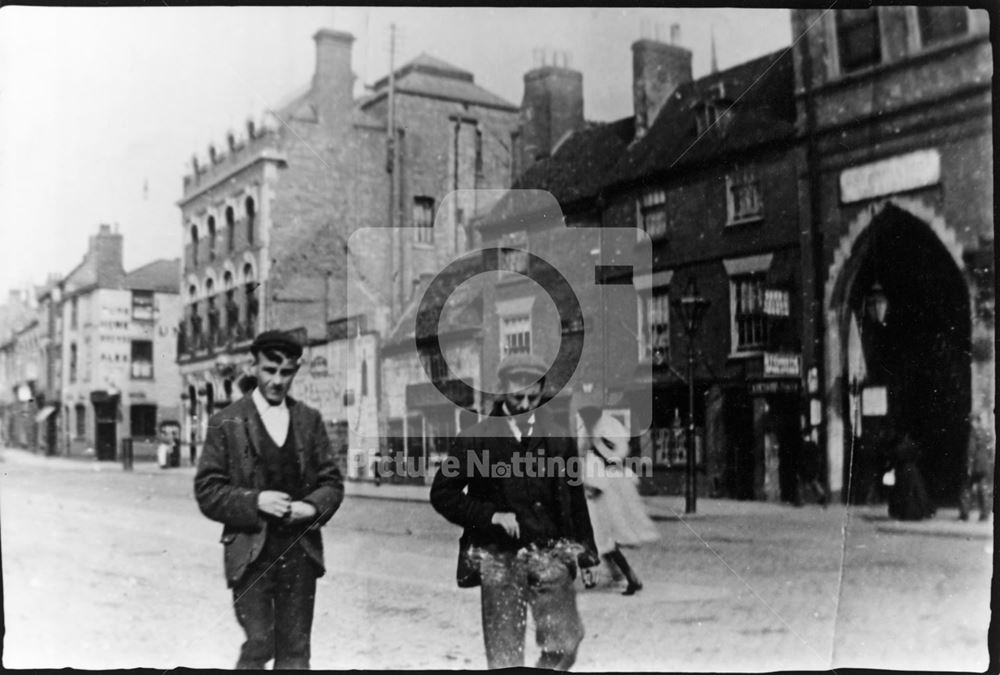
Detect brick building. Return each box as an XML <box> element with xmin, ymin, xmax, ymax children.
<box><xmin>176</xmin><ymin>29</ymin><xmax>518</xmax><ymax>473</ymax></box>
<box><xmin>61</xmin><ymin>225</ymin><xmax>181</xmax><ymax>460</ymax></box>
<box><xmin>481</xmin><ymin>34</ymin><xmax>808</xmax><ymax>500</ymax></box>
<box><xmin>791</xmin><ymin>7</ymin><xmax>993</xmax><ymax>503</ymax></box>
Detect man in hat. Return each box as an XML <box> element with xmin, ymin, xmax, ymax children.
<box><xmin>194</xmin><ymin>330</ymin><xmax>344</xmax><ymax>669</ymax></box>
<box><xmin>430</xmin><ymin>352</ymin><xmax>598</xmax><ymax>670</ymax></box>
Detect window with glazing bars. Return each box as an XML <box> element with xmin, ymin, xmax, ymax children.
<box><xmin>413</xmin><ymin>196</ymin><xmax>435</xmax><ymax>243</ymax></box>
<box><xmin>638</xmin><ymin>188</ymin><xmax>668</xmax><ymax>239</ymax></box>
<box><xmin>732</xmin><ymin>274</ymin><xmax>768</xmax><ymax>351</ymax></box>
<box><xmin>726</xmin><ymin>166</ymin><xmax>763</xmax><ymax>224</ymax></box>
<box><xmin>836</xmin><ymin>9</ymin><xmax>882</xmax><ymax>73</ymax></box>
<box><xmin>501</xmin><ymin>314</ymin><xmax>531</xmax><ymax>356</ymax></box>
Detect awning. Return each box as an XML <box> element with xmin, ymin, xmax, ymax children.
<box><xmin>34</xmin><ymin>406</ymin><xmax>57</xmax><ymax>422</ymax></box>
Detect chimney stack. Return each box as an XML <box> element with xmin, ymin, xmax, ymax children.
<box><xmin>312</xmin><ymin>29</ymin><xmax>356</xmax><ymax>120</ymax></box>
<box><xmin>90</xmin><ymin>224</ymin><xmax>125</xmax><ymax>288</ymax></box>
<box><xmin>632</xmin><ymin>33</ymin><xmax>692</xmax><ymax>139</ymax></box>
<box><xmin>517</xmin><ymin>53</ymin><xmax>584</xmax><ymax>173</ymax></box>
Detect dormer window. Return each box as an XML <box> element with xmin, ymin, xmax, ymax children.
<box><xmin>725</xmin><ymin>165</ymin><xmax>763</xmax><ymax>225</ymax></box>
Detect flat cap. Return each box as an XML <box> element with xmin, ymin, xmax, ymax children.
<box><xmin>497</xmin><ymin>352</ymin><xmax>548</xmax><ymax>382</ymax></box>
<box><xmin>250</xmin><ymin>329</ymin><xmax>303</xmax><ymax>359</ymax></box>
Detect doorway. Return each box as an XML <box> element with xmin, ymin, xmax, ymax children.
<box><xmin>840</xmin><ymin>205</ymin><xmax>971</xmax><ymax>504</ymax></box>
<box><xmin>94</xmin><ymin>400</ymin><xmax>118</xmax><ymax>461</ymax></box>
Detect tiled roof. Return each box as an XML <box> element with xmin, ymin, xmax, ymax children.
<box><xmin>509</xmin><ymin>48</ymin><xmax>796</xmax><ymax>207</ymax></box>
<box><xmin>609</xmin><ymin>48</ymin><xmax>796</xmax><ymax>186</ymax></box>
<box><xmin>124</xmin><ymin>259</ymin><xmax>180</xmax><ymax>293</ymax></box>
<box><xmin>386</xmin><ymin>256</ymin><xmax>484</xmax><ymax>346</ymax></box>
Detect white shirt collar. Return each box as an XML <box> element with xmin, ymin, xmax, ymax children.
<box><xmin>503</xmin><ymin>405</ymin><xmax>535</xmax><ymax>441</ymax></box>
<box><xmin>252</xmin><ymin>387</ymin><xmax>287</xmax><ymax>414</ymax></box>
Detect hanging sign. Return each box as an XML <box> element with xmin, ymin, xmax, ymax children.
<box><xmin>862</xmin><ymin>386</ymin><xmax>888</xmax><ymax>416</ymax></box>
<box><xmin>764</xmin><ymin>289</ymin><xmax>790</xmax><ymax>317</ymax></box>
<box><xmin>839</xmin><ymin>149</ymin><xmax>940</xmax><ymax>204</ymax></box>
<box><xmin>763</xmin><ymin>352</ymin><xmax>801</xmax><ymax>377</ymax></box>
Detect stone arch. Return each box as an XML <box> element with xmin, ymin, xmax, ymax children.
<box><xmin>822</xmin><ymin>196</ymin><xmax>969</xmax><ymax>499</ymax></box>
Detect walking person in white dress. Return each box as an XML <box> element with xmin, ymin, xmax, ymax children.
<box><xmin>577</xmin><ymin>407</ymin><xmax>660</xmax><ymax>595</ymax></box>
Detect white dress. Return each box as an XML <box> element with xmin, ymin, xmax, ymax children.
<box><xmin>583</xmin><ymin>450</ymin><xmax>660</xmax><ymax>555</ymax></box>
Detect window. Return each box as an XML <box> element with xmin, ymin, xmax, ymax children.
<box><xmin>501</xmin><ymin>314</ymin><xmax>531</xmax><ymax>356</ymax></box>
<box><xmin>638</xmin><ymin>189</ymin><xmax>668</xmax><ymax>239</ymax></box>
<box><xmin>225</xmin><ymin>206</ymin><xmax>235</xmax><ymax>252</ymax></box>
<box><xmin>131</xmin><ymin>340</ymin><xmax>154</xmax><ymax>379</ymax></box>
<box><xmin>639</xmin><ymin>290</ymin><xmax>671</xmax><ymax>364</ymax></box>
<box><xmin>836</xmin><ymin>9</ymin><xmax>882</xmax><ymax>74</ymax></box>
<box><xmin>207</xmin><ymin>216</ymin><xmax>217</xmax><ymax>261</ymax></box>
<box><xmin>129</xmin><ymin>404</ymin><xmax>157</xmax><ymax>439</ymax></box>
<box><xmin>190</xmin><ymin>225</ymin><xmax>199</xmax><ymax>266</ymax></box>
<box><xmin>726</xmin><ymin>166</ymin><xmax>763</xmax><ymax>224</ymax></box>
<box><xmin>731</xmin><ymin>274</ymin><xmax>768</xmax><ymax>352</ymax></box>
<box><xmin>69</xmin><ymin>342</ymin><xmax>77</xmax><ymax>383</ymax></box>
<box><xmin>474</xmin><ymin>127</ymin><xmax>484</xmax><ymax>176</ymax></box>
<box><xmin>917</xmin><ymin>7</ymin><xmax>968</xmax><ymax>46</ymax></box>
<box><xmin>245</xmin><ymin>197</ymin><xmax>256</xmax><ymax>246</ymax></box>
<box><xmin>413</xmin><ymin>196</ymin><xmax>435</xmax><ymax>244</ymax></box>
<box><xmin>75</xmin><ymin>403</ymin><xmax>86</xmax><ymax>437</ymax></box>
<box><xmin>70</xmin><ymin>297</ymin><xmax>78</xmax><ymax>330</ymax></box>
<box><xmin>132</xmin><ymin>290</ymin><xmax>154</xmax><ymax>321</ymax></box>
<box><xmin>421</xmin><ymin>350</ymin><xmax>450</xmax><ymax>381</ymax></box>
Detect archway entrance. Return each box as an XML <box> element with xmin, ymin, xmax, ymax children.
<box><xmin>838</xmin><ymin>204</ymin><xmax>970</xmax><ymax>505</ymax></box>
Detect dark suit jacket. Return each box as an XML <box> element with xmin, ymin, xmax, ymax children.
<box><xmin>194</xmin><ymin>394</ymin><xmax>344</xmax><ymax>587</ymax></box>
<box><xmin>430</xmin><ymin>403</ymin><xmax>597</xmax><ymax>584</ymax></box>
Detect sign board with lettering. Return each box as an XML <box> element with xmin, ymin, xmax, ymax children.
<box><xmin>763</xmin><ymin>352</ymin><xmax>801</xmax><ymax>378</ymax></box>
<box><xmin>840</xmin><ymin>149</ymin><xmax>940</xmax><ymax>204</ymax></box>
<box><xmin>764</xmin><ymin>289</ymin><xmax>790</xmax><ymax>317</ymax></box>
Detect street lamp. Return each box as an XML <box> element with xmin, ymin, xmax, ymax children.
<box><xmin>672</xmin><ymin>275</ymin><xmax>710</xmax><ymax>514</ymax></box>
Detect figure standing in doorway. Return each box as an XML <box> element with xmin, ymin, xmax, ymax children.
<box><xmin>959</xmin><ymin>412</ymin><xmax>994</xmax><ymax>522</ymax></box>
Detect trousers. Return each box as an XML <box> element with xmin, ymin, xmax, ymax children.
<box><xmin>479</xmin><ymin>547</ymin><xmax>584</xmax><ymax>670</ymax></box>
<box><xmin>232</xmin><ymin>536</ymin><xmax>318</xmax><ymax>670</ymax></box>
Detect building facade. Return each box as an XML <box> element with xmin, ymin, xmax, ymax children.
<box><xmin>792</xmin><ymin>6</ymin><xmax>993</xmax><ymax>503</ymax></box>
<box><xmin>61</xmin><ymin>225</ymin><xmax>181</xmax><ymax>460</ymax></box>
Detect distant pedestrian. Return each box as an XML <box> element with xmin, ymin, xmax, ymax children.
<box><xmin>430</xmin><ymin>353</ymin><xmax>599</xmax><ymax>670</ymax></box>
<box><xmin>959</xmin><ymin>412</ymin><xmax>994</xmax><ymax>522</ymax></box>
<box><xmin>194</xmin><ymin>330</ymin><xmax>344</xmax><ymax>669</ymax></box>
<box><xmin>795</xmin><ymin>431</ymin><xmax>828</xmax><ymax>507</ymax></box>
<box><xmin>887</xmin><ymin>432</ymin><xmax>935</xmax><ymax>521</ymax></box>
<box><xmin>577</xmin><ymin>407</ymin><xmax>658</xmax><ymax>595</ymax></box>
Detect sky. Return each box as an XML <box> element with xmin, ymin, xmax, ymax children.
<box><xmin>0</xmin><ymin>6</ymin><xmax>792</xmax><ymax>300</ymax></box>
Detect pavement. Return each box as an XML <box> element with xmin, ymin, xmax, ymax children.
<box><xmin>4</xmin><ymin>446</ymin><xmax>991</xmax><ymax>540</ymax></box>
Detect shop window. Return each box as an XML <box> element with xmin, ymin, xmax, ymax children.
<box><xmin>130</xmin><ymin>404</ymin><xmax>157</xmax><ymax>439</ymax></box>
<box><xmin>639</xmin><ymin>290</ymin><xmax>671</xmax><ymax>364</ymax></box>
<box><xmin>424</xmin><ymin>409</ymin><xmax>456</xmax><ymax>459</ymax></box>
<box><xmin>836</xmin><ymin>9</ymin><xmax>882</xmax><ymax>74</ymax></box>
<box><xmin>75</xmin><ymin>403</ymin><xmax>86</xmax><ymax>437</ymax></box>
<box><xmin>131</xmin><ymin>290</ymin><xmax>154</xmax><ymax>321</ymax></box>
<box><xmin>637</xmin><ymin>188</ymin><xmax>668</xmax><ymax>240</ymax></box>
<box><xmin>501</xmin><ymin>314</ymin><xmax>531</xmax><ymax>356</ymax></box>
<box><xmin>131</xmin><ymin>340</ymin><xmax>154</xmax><ymax>379</ymax></box>
<box><xmin>421</xmin><ymin>349</ymin><xmax>450</xmax><ymax>382</ymax></box>
<box><xmin>726</xmin><ymin>166</ymin><xmax>763</xmax><ymax>225</ymax></box>
<box><xmin>413</xmin><ymin>196</ymin><xmax>435</xmax><ymax>243</ymax></box>
<box><xmin>731</xmin><ymin>274</ymin><xmax>768</xmax><ymax>352</ymax></box>
<box><xmin>917</xmin><ymin>6</ymin><xmax>968</xmax><ymax>46</ymax></box>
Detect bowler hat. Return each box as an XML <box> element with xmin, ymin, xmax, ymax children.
<box><xmin>497</xmin><ymin>352</ymin><xmax>548</xmax><ymax>383</ymax></box>
<box><xmin>250</xmin><ymin>330</ymin><xmax>303</xmax><ymax>359</ymax></box>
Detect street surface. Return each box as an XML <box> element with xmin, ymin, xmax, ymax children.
<box><xmin>1</xmin><ymin>447</ymin><xmax>993</xmax><ymax>671</ymax></box>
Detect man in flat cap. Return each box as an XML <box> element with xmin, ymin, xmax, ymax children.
<box><xmin>195</xmin><ymin>330</ymin><xmax>344</xmax><ymax>669</ymax></box>
<box><xmin>431</xmin><ymin>352</ymin><xmax>598</xmax><ymax>670</ymax></box>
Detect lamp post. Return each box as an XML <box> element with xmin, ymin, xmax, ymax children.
<box><xmin>672</xmin><ymin>276</ymin><xmax>711</xmax><ymax>514</ymax></box>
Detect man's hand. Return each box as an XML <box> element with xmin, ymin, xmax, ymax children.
<box><xmin>491</xmin><ymin>511</ymin><xmax>520</xmax><ymax>540</ymax></box>
<box><xmin>257</xmin><ymin>490</ymin><xmax>292</xmax><ymax>518</ymax></box>
<box><xmin>286</xmin><ymin>501</ymin><xmax>318</xmax><ymax>523</ymax></box>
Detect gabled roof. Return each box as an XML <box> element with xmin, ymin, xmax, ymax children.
<box><xmin>365</xmin><ymin>53</ymin><xmax>517</xmax><ymax>112</ymax></box>
<box><xmin>124</xmin><ymin>259</ymin><xmax>180</xmax><ymax>294</ymax></box>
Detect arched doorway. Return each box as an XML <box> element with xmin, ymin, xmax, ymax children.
<box><xmin>835</xmin><ymin>204</ymin><xmax>971</xmax><ymax>505</ymax></box>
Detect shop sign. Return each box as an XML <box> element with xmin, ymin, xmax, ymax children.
<box><xmin>763</xmin><ymin>352</ymin><xmax>801</xmax><ymax>377</ymax></box>
<box><xmin>750</xmin><ymin>380</ymin><xmax>801</xmax><ymax>396</ymax></box>
<box><xmin>839</xmin><ymin>149</ymin><xmax>940</xmax><ymax>204</ymax></box>
<box><xmin>862</xmin><ymin>386</ymin><xmax>888</xmax><ymax>416</ymax></box>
